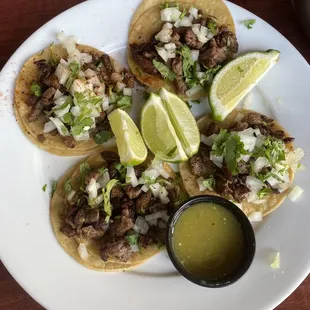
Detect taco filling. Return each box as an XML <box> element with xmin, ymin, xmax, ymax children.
<box><xmin>58</xmin><ymin>154</ymin><xmax>185</xmax><ymax>263</ymax></box>
<box><xmin>129</xmin><ymin>4</ymin><xmax>238</xmax><ymax>97</ymax></box>
<box><xmin>187</xmin><ymin>111</ymin><xmax>302</xmax><ymax>204</ymax></box>
<box><xmin>26</xmin><ymin>33</ymin><xmax>134</xmax><ymax>148</ymax></box>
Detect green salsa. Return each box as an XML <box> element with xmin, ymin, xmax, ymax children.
<box><xmin>172</xmin><ymin>202</ymin><xmax>245</xmax><ymax>280</ymax></box>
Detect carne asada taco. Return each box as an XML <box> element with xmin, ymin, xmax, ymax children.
<box><xmin>128</xmin><ymin>0</ymin><xmax>237</xmax><ymax>99</ymax></box>
<box><xmin>51</xmin><ymin>150</ymin><xmax>187</xmax><ymax>271</ymax></box>
<box><xmin>179</xmin><ymin>109</ymin><xmax>304</xmax><ymax>217</ymax></box>
<box><xmin>15</xmin><ymin>33</ymin><xmax>135</xmax><ymax>156</ymax></box>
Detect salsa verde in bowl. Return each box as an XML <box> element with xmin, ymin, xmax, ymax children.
<box><xmin>166</xmin><ymin>195</ymin><xmax>256</xmax><ymax>287</ymax></box>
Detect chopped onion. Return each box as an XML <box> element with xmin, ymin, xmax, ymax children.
<box><xmin>148</xmin><ymin>219</ymin><xmax>158</xmax><ymax>227</ymax></box>
<box><xmin>123</xmin><ymin>88</ymin><xmax>133</xmax><ymax>96</ymax></box>
<box><xmin>100</xmin><ymin>95</ymin><xmax>109</xmax><ymax>111</ymax></box>
<box><xmin>201</xmin><ymin>133</ymin><xmax>217</xmax><ymax>147</ymax></box>
<box><xmin>253</xmin><ymin>157</ymin><xmax>270</xmax><ymax>173</ymax></box>
<box><xmin>246</xmin><ymin>176</ymin><xmax>264</xmax><ymax>202</ymax></box>
<box><xmin>98</xmin><ymin>171</ymin><xmax>110</xmax><ymax>188</ymax></box>
<box><xmin>43</xmin><ymin>121</ymin><xmax>57</xmax><ymax>133</ymax></box>
<box><xmin>150</xmin><ymin>183</ymin><xmax>161</xmax><ymax>198</ymax></box>
<box><xmin>266</xmin><ymin>176</ymin><xmax>279</xmax><ymax>187</ymax></box>
<box><xmin>73</xmin><ymin>131</ymin><xmax>90</xmax><ymax>141</ymax></box>
<box><xmin>143</xmin><ymin>168</ymin><xmax>160</xmax><ymax>181</ymax></box>
<box><xmin>286</xmin><ymin>148</ymin><xmax>305</xmax><ymax>172</ymax></box>
<box><xmin>135</xmin><ymin>216</ymin><xmax>149</xmax><ymax>235</ymax></box>
<box><xmin>156</xmin><ymin>46</ymin><xmax>169</xmax><ymax>62</ymax></box>
<box><xmin>115</xmin><ymin>81</ymin><xmax>126</xmax><ymax>92</ymax></box>
<box><xmin>190</xmin><ymin>49</ymin><xmax>200</xmax><ymax>62</ymax></box>
<box><xmin>94</xmin><ymin>84</ymin><xmax>105</xmax><ymax>96</ymax></box>
<box><xmin>54</xmin><ymin>101</ymin><xmax>71</xmax><ymax>118</ymax></box>
<box><xmin>55</xmin><ymin>62</ymin><xmax>70</xmax><ymax>85</ymax></box>
<box><xmin>196</xmin><ymin>63</ymin><xmax>201</xmax><ymax>72</ymax></box>
<box><xmin>70</xmin><ymin>106</ymin><xmax>81</xmax><ymax>117</ymax></box>
<box><xmin>49</xmin><ymin>117</ymin><xmax>70</xmax><ymax>136</ymax></box>
<box><xmin>67</xmin><ymin>190</ymin><xmax>76</xmax><ymax>202</ymax></box>
<box><xmin>288</xmin><ymin>185</ymin><xmax>304</xmax><ymax>202</ymax></box>
<box><xmin>155</xmin><ymin>28</ymin><xmax>172</xmax><ymax>43</ymax></box>
<box><xmin>196</xmin><ymin>72</ymin><xmax>205</xmax><ymax>79</ymax></box>
<box><xmin>248</xmin><ymin>211</ymin><xmax>263</xmax><ymax>222</ymax></box>
<box><xmin>141</xmin><ymin>184</ymin><xmax>150</xmax><ymax>192</ymax></box>
<box><xmin>255</xmin><ymin>135</ymin><xmax>266</xmax><ymax>147</ymax></box>
<box><xmin>238</xmin><ymin>128</ymin><xmax>257</xmax><ymax>152</ymax></box>
<box><xmin>80</xmin><ymin>53</ymin><xmax>92</xmax><ymax>64</ymax></box>
<box><xmin>189</xmin><ymin>7</ymin><xmax>198</xmax><ymax>19</ymax></box>
<box><xmin>78</xmin><ymin>71</ymin><xmax>85</xmax><ymax>78</ymax></box>
<box><xmin>240</xmin><ymin>154</ymin><xmax>251</xmax><ymax>163</ymax></box>
<box><xmin>70</xmin><ymin>79</ymin><xmax>89</xmax><ymax>94</ymax></box>
<box><xmin>151</xmin><ymin>158</ymin><xmax>170</xmax><ymax>179</ymax></box>
<box><xmin>185</xmin><ymin>85</ymin><xmax>203</xmax><ymax>97</ymax></box>
<box><xmin>54</xmin><ymin>89</ymin><xmax>63</xmax><ymax>100</ymax></box>
<box><xmin>210</xmin><ymin>154</ymin><xmax>223</xmax><ymax>168</ymax></box>
<box><xmin>164</xmin><ymin>42</ymin><xmax>176</xmax><ymax>51</ymax></box>
<box><xmin>160</xmin><ymin>7</ymin><xmax>182</xmax><ymax>22</ymax></box>
<box><xmin>68</xmin><ymin>49</ymin><xmax>82</xmax><ymax>64</ymax></box>
<box><xmin>161</xmin><ymin>211</ymin><xmax>170</xmax><ymax>222</ymax></box>
<box><xmin>86</xmin><ymin>178</ymin><xmax>98</xmax><ymax>200</ymax></box>
<box><xmin>179</xmin><ymin>16</ymin><xmax>193</xmax><ymax>27</ymax></box>
<box><xmin>126</xmin><ymin>166</ymin><xmax>139</xmax><ymax>187</ymax></box>
<box><xmin>90</xmin><ymin>194</ymin><xmax>104</xmax><ymax>208</ymax></box>
<box><xmin>159</xmin><ymin>186</ymin><xmax>170</xmax><ymax>204</ymax></box>
<box><xmin>87</xmin><ymin>75</ymin><xmax>101</xmax><ymax>86</ymax></box>
<box><xmin>145</xmin><ymin>211</ymin><xmax>164</xmax><ymax>222</ymax></box>
<box><xmin>197</xmin><ymin>176</ymin><xmax>207</xmax><ymax>191</ymax></box>
<box><xmin>130</xmin><ymin>244</ymin><xmax>139</xmax><ymax>253</ymax></box>
<box><xmin>158</xmin><ymin>219</ymin><xmax>167</xmax><ymax>229</ymax></box>
<box><xmin>84</xmin><ymin>68</ymin><xmax>96</xmax><ymax>78</ymax></box>
<box><xmin>78</xmin><ymin>243</ymin><xmax>89</xmax><ymax>261</ymax></box>
<box><xmin>163</xmin><ymin>22</ymin><xmax>173</xmax><ymax>29</ymax></box>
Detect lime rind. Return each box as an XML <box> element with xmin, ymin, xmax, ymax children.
<box><xmin>209</xmin><ymin>50</ymin><xmax>280</xmax><ymax>121</ymax></box>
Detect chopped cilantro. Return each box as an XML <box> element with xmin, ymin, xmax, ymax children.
<box><xmin>103</xmin><ymin>179</ymin><xmax>119</xmax><ymax>222</ymax></box>
<box><xmin>65</xmin><ymin>61</ymin><xmax>80</xmax><ymax>89</ymax></box>
<box><xmin>152</xmin><ymin>60</ymin><xmax>176</xmax><ymax>81</ymax></box>
<box><xmin>257</xmin><ymin>187</ymin><xmax>272</xmax><ymax>199</ymax></box>
<box><xmin>53</xmin><ymin>96</ymin><xmax>72</xmax><ymax>112</ymax></box>
<box><xmin>51</xmin><ymin>181</ymin><xmax>57</xmax><ymax>197</ymax></box>
<box><xmin>62</xmin><ymin>112</ymin><xmax>74</xmax><ymax>126</ymax></box>
<box><xmin>64</xmin><ymin>179</ymin><xmax>72</xmax><ymax>193</ymax></box>
<box><xmin>202</xmin><ymin>176</ymin><xmax>215</xmax><ymax>191</ymax></box>
<box><xmin>80</xmin><ymin>162</ymin><xmax>91</xmax><ymax>184</ymax></box>
<box><xmin>241</xmin><ymin>19</ymin><xmax>256</xmax><ymax>29</ymax></box>
<box><xmin>49</xmin><ymin>42</ymin><xmax>59</xmax><ymax>67</ymax></box>
<box><xmin>30</xmin><ymin>82</ymin><xmax>42</xmax><ymax>97</ymax></box>
<box><xmin>167</xmin><ymin>146</ymin><xmax>177</xmax><ymax>157</ymax></box>
<box><xmin>42</xmin><ymin>184</ymin><xmax>47</xmax><ymax>192</ymax></box>
<box><xmin>178</xmin><ymin>45</ymin><xmax>194</xmax><ymax>79</ymax></box>
<box><xmin>97</xmin><ymin>167</ymin><xmax>107</xmax><ymax>175</ymax></box>
<box><xmin>179</xmin><ymin>6</ymin><xmax>187</xmax><ymax>20</ymax></box>
<box><xmin>159</xmin><ymin>2</ymin><xmax>178</xmax><ymax>9</ymax></box>
<box><xmin>125</xmin><ymin>233</ymin><xmax>139</xmax><ymax>246</ymax></box>
<box><xmin>207</xmin><ymin>20</ymin><xmax>217</xmax><ymax>35</ymax></box>
<box><xmin>117</xmin><ymin>95</ymin><xmax>132</xmax><ymax>109</ymax></box>
<box><xmin>93</xmin><ymin>130</ymin><xmax>112</xmax><ymax>144</ymax></box>
<box><xmin>61</xmin><ymin>125</ymin><xmax>70</xmax><ymax>136</ymax></box>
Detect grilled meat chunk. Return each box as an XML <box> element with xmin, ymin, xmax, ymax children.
<box><xmin>60</xmin><ymin>224</ymin><xmax>76</xmax><ymax>237</ymax></box>
<box><xmin>42</xmin><ymin>87</ymin><xmax>56</xmax><ymax>99</ymax></box>
<box><xmin>214</xmin><ymin>26</ymin><xmax>239</xmax><ymax>53</ymax></box>
<box><xmin>100</xmin><ymin>237</ymin><xmax>134</xmax><ymax>262</ymax></box>
<box><xmin>27</xmin><ymin>95</ymin><xmax>39</xmax><ymax>106</ymax></box>
<box><xmin>28</xmin><ymin>100</ymin><xmax>45</xmax><ymax>121</ymax></box>
<box><xmin>85</xmin><ymin>208</ymin><xmax>100</xmax><ymax>224</ymax></box>
<box><xmin>62</xmin><ymin>136</ymin><xmax>76</xmax><ymax>148</ymax></box>
<box><xmin>100</xmin><ymin>54</ymin><xmax>114</xmax><ymax>81</ymax></box>
<box><xmin>81</xmin><ymin>225</ymin><xmax>105</xmax><ymax>239</ymax></box>
<box><xmin>110</xmin><ymin>185</ymin><xmax>124</xmax><ymax>199</ymax></box>
<box><xmin>184</xmin><ymin>28</ymin><xmax>204</xmax><ymax>49</ymax></box>
<box><xmin>124</xmin><ymin>185</ymin><xmax>142</xmax><ymax>199</ymax></box>
<box><xmin>189</xmin><ymin>154</ymin><xmax>203</xmax><ymax>177</ymax></box>
<box><xmin>232</xmin><ymin>184</ymin><xmax>250</xmax><ymax>203</ymax></box>
<box><xmin>171</xmin><ymin>55</ymin><xmax>187</xmax><ymax>95</ymax></box>
<box><xmin>136</xmin><ymin>191</ymin><xmax>152</xmax><ymax>214</ymax></box>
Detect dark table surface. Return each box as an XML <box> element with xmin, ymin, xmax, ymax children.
<box><xmin>0</xmin><ymin>0</ymin><xmax>309</xmax><ymax>309</ymax></box>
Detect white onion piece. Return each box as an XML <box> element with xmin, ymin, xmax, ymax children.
<box><xmin>179</xmin><ymin>16</ymin><xmax>193</xmax><ymax>27</ymax></box>
<box><xmin>159</xmin><ymin>186</ymin><xmax>170</xmax><ymax>204</ymax></box>
<box><xmin>67</xmin><ymin>190</ymin><xmax>76</xmax><ymax>202</ymax></box>
<box><xmin>238</xmin><ymin>129</ymin><xmax>257</xmax><ymax>152</ymax></box>
<box><xmin>196</xmin><ymin>63</ymin><xmax>201</xmax><ymax>72</ymax></box>
<box><xmin>73</xmin><ymin>131</ymin><xmax>90</xmax><ymax>141</ymax></box>
<box><xmin>164</xmin><ymin>42</ymin><xmax>176</xmax><ymax>51</ymax></box>
<box><xmin>102</xmin><ymin>96</ymin><xmax>110</xmax><ymax>111</ymax></box>
<box><xmin>123</xmin><ymin>88</ymin><xmax>133</xmax><ymax>96</ymax></box>
<box><xmin>196</xmin><ymin>72</ymin><xmax>205</xmax><ymax>79</ymax></box>
<box><xmin>43</xmin><ymin>121</ymin><xmax>57</xmax><ymax>133</ymax></box>
<box><xmin>141</xmin><ymin>184</ymin><xmax>150</xmax><ymax>192</ymax></box>
<box><xmin>70</xmin><ymin>106</ymin><xmax>81</xmax><ymax>117</ymax></box>
<box><xmin>55</xmin><ymin>63</ymin><xmax>70</xmax><ymax>85</ymax></box>
<box><xmin>145</xmin><ymin>211</ymin><xmax>164</xmax><ymax>222</ymax></box>
<box><xmin>135</xmin><ymin>216</ymin><xmax>149</xmax><ymax>235</ymax></box>
<box><xmin>161</xmin><ymin>211</ymin><xmax>170</xmax><ymax>222</ymax></box>
<box><xmin>115</xmin><ymin>81</ymin><xmax>126</xmax><ymax>92</ymax></box>
<box><xmin>248</xmin><ymin>211</ymin><xmax>263</xmax><ymax>222</ymax></box>
<box><xmin>246</xmin><ymin>176</ymin><xmax>264</xmax><ymax>202</ymax></box>
<box><xmin>53</xmin><ymin>89</ymin><xmax>63</xmax><ymax>100</ymax></box>
<box><xmin>94</xmin><ymin>84</ymin><xmax>105</xmax><ymax>96</ymax></box>
<box><xmin>158</xmin><ymin>219</ymin><xmax>167</xmax><ymax>229</ymax></box>
<box><xmin>126</xmin><ymin>166</ymin><xmax>139</xmax><ymax>187</ymax></box>
<box><xmin>150</xmin><ymin>183</ymin><xmax>161</xmax><ymax>198</ymax></box>
<box><xmin>253</xmin><ymin>157</ymin><xmax>270</xmax><ymax>173</ymax></box>
<box><xmin>78</xmin><ymin>243</ymin><xmax>89</xmax><ymax>261</ymax></box>
<box><xmin>54</xmin><ymin>102</ymin><xmax>71</xmax><ymax>118</ymax></box>
<box><xmin>288</xmin><ymin>185</ymin><xmax>304</xmax><ymax>202</ymax></box>
<box><xmin>70</xmin><ymin>79</ymin><xmax>89</xmax><ymax>94</ymax></box>
<box><xmin>133</xmin><ymin>224</ymin><xmax>141</xmax><ymax>234</ymax></box>
<box><xmin>189</xmin><ymin>7</ymin><xmax>198</xmax><ymax>19</ymax></box>
<box><xmin>143</xmin><ymin>168</ymin><xmax>160</xmax><ymax>182</ymax></box>
<box><xmin>49</xmin><ymin>117</ymin><xmax>70</xmax><ymax>136</ymax></box>
<box><xmin>98</xmin><ymin>171</ymin><xmax>110</xmax><ymax>188</ymax></box>
<box><xmin>160</xmin><ymin>8</ymin><xmax>182</xmax><ymax>22</ymax></box>
<box><xmin>130</xmin><ymin>244</ymin><xmax>139</xmax><ymax>253</ymax></box>
<box><xmin>197</xmin><ymin>176</ymin><xmax>207</xmax><ymax>191</ymax></box>
<box><xmin>162</xmin><ymin>22</ymin><xmax>173</xmax><ymax>29</ymax></box>
<box><xmin>156</xmin><ymin>46</ymin><xmax>169</xmax><ymax>62</ymax></box>
<box><xmin>185</xmin><ymin>85</ymin><xmax>203</xmax><ymax>97</ymax></box>
<box><xmin>155</xmin><ymin>28</ymin><xmax>172</xmax><ymax>43</ymax></box>
<box><xmin>84</xmin><ymin>68</ymin><xmax>96</xmax><ymax>78</ymax></box>
<box><xmin>80</xmin><ymin>53</ymin><xmax>92</xmax><ymax>64</ymax></box>
<box><xmin>210</xmin><ymin>154</ymin><xmax>223</xmax><ymax>168</ymax></box>
<box><xmin>87</xmin><ymin>75</ymin><xmax>101</xmax><ymax>87</ymax></box>
<box><xmin>201</xmin><ymin>133</ymin><xmax>217</xmax><ymax>147</ymax></box>
<box><xmin>190</xmin><ymin>49</ymin><xmax>200</xmax><ymax>62</ymax></box>
<box><xmin>200</xmin><ymin>25</ymin><xmax>208</xmax><ymax>37</ymax></box>
<box><xmin>286</xmin><ymin>148</ymin><xmax>305</xmax><ymax>172</ymax></box>
<box><xmin>56</xmin><ymin>31</ymin><xmax>66</xmax><ymax>42</ymax></box>
<box><xmin>148</xmin><ymin>219</ymin><xmax>158</xmax><ymax>227</ymax></box>
<box><xmin>151</xmin><ymin>159</ymin><xmax>170</xmax><ymax>179</ymax></box>
<box><xmin>86</xmin><ymin>178</ymin><xmax>98</xmax><ymax>200</ymax></box>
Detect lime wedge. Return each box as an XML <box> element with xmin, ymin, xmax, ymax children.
<box><xmin>141</xmin><ymin>93</ymin><xmax>188</xmax><ymax>162</ymax></box>
<box><xmin>209</xmin><ymin>50</ymin><xmax>280</xmax><ymax>121</ymax></box>
<box><xmin>108</xmin><ymin>109</ymin><xmax>147</xmax><ymax>166</ymax></box>
<box><xmin>159</xmin><ymin>88</ymin><xmax>200</xmax><ymax>157</ymax></box>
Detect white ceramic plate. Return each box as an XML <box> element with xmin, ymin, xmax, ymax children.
<box><xmin>0</xmin><ymin>1</ymin><xmax>309</xmax><ymax>309</ymax></box>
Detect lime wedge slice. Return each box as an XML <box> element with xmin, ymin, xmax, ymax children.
<box><xmin>209</xmin><ymin>50</ymin><xmax>280</xmax><ymax>121</ymax></box>
<box><xmin>108</xmin><ymin>109</ymin><xmax>147</xmax><ymax>166</ymax></box>
<box><xmin>141</xmin><ymin>93</ymin><xmax>188</xmax><ymax>162</ymax></box>
<box><xmin>159</xmin><ymin>88</ymin><xmax>200</xmax><ymax>157</ymax></box>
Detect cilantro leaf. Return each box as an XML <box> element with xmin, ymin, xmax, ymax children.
<box><xmin>211</xmin><ymin>129</ymin><xmax>229</xmax><ymax>156</ymax></box>
<box><xmin>241</xmin><ymin>19</ymin><xmax>256</xmax><ymax>29</ymax></box>
<box><xmin>49</xmin><ymin>42</ymin><xmax>59</xmax><ymax>67</ymax></box>
<box><xmin>52</xmin><ymin>96</ymin><xmax>72</xmax><ymax>112</ymax></box>
<box><xmin>93</xmin><ymin>130</ymin><xmax>112</xmax><ymax>144</ymax></box>
<box><xmin>64</xmin><ymin>179</ymin><xmax>72</xmax><ymax>193</ymax></box>
<box><xmin>30</xmin><ymin>82</ymin><xmax>42</xmax><ymax>97</ymax></box>
<box><xmin>117</xmin><ymin>95</ymin><xmax>132</xmax><ymax>109</ymax></box>
<box><xmin>202</xmin><ymin>176</ymin><xmax>215</xmax><ymax>191</ymax></box>
<box><xmin>207</xmin><ymin>20</ymin><xmax>217</xmax><ymax>35</ymax></box>
<box><xmin>152</xmin><ymin>60</ymin><xmax>176</xmax><ymax>81</ymax></box>
<box><xmin>65</xmin><ymin>61</ymin><xmax>80</xmax><ymax>89</ymax></box>
<box><xmin>257</xmin><ymin>187</ymin><xmax>273</xmax><ymax>199</ymax></box>
<box><xmin>80</xmin><ymin>162</ymin><xmax>91</xmax><ymax>184</ymax></box>
<box><xmin>125</xmin><ymin>233</ymin><xmax>139</xmax><ymax>246</ymax></box>
<box><xmin>103</xmin><ymin>179</ymin><xmax>119</xmax><ymax>222</ymax></box>
<box><xmin>42</xmin><ymin>184</ymin><xmax>47</xmax><ymax>192</ymax></box>
<box><xmin>178</xmin><ymin>45</ymin><xmax>194</xmax><ymax>79</ymax></box>
<box><xmin>62</xmin><ymin>112</ymin><xmax>74</xmax><ymax>126</ymax></box>
<box><xmin>51</xmin><ymin>181</ymin><xmax>57</xmax><ymax>197</ymax></box>
<box><xmin>97</xmin><ymin>167</ymin><xmax>108</xmax><ymax>175</ymax></box>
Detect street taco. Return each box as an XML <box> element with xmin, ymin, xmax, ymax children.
<box><xmin>14</xmin><ymin>33</ymin><xmax>135</xmax><ymax>156</ymax></box>
<box><xmin>51</xmin><ymin>150</ymin><xmax>187</xmax><ymax>271</ymax></box>
<box><xmin>179</xmin><ymin>109</ymin><xmax>304</xmax><ymax>217</ymax></box>
<box><xmin>128</xmin><ymin>0</ymin><xmax>237</xmax><ymax>99</ymax></box>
